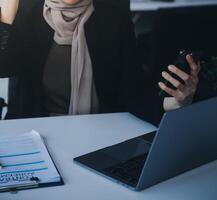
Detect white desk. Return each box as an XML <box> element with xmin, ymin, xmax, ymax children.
<box><xmin>131</xmin><ymin>0</ymin><xmax>217</xmax><ymax>11</ymax></box>
<box><xmin>0</xmin><ymin>113</ymin><xmax>216</xmax><ymax>200</ymax></box>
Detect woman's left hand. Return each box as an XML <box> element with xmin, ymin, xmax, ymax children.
<box><xmin>158</xmin><ymin>54</ymin><xmax>200</xmax><ymax>111</ymax></box>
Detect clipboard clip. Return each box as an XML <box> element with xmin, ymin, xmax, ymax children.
<box><xmin>0</xmin><ymin>177</ymin><xmax>40</xmax><ymax>193</ymax></box>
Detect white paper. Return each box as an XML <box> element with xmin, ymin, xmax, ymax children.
<box><xmin>0</xmin><ymin>130</ymin><xmax>60</xmax><ymax>188</ymax></box>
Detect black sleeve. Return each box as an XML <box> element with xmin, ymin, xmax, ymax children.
<box><xmin>0</xmin><ymin>1</ymin><xmax>37</xmax><ymax>78</ymax></box>
<box><xmin>0</xmin><ymin>20</ymin><xmax>29</xmax><ymax>78</ymax></box>
<box><xmin>0</xmin><ymin>22</ymin><xmax>12</xmax><ymax>53</ymax></box>
<box><xmin>0</xmin><ymin>21</ymin><xmax>16</xmax><ymax>77</ymax></box>
<box><xmin>118</xmin><ymin>11</ymin><xmax>164</xmax><ymax>126</ymax></box>
<box><xmin>0</xmin><ymin>22</ymin><xmax>12</xmax><ymax>32</ymax></box>
<box><xmin>0</xmin><ymin>17</ymin><xmax>34</xmax><ymax>78</ymax></box>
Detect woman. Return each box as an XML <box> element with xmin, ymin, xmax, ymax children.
<box><xmin>0</xmin><ymin>0</ymin><xmax>199</xmax><ymax>123</ymax></box>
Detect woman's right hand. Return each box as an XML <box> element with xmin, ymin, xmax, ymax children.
<box><xmin>1</xmin><ymin>0</ymin><xmax>19</xmax><ymax>24</ymax></box>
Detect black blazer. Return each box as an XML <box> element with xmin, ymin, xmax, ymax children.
<box><xmin>0</xmin><ymin>0</ymin><xmax>163</xmax><ymax>124</ymax></box>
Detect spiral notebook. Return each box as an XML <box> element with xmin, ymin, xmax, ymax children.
<box><xmin>0</xmin><ymin>130</ymin><xmax>63</xmax><ymax>192</ymax></box>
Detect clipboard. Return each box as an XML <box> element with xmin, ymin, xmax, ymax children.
<box><xmin>0</xmin><ymin>174</ymin><xmax>64</xmax><ymax>193</ymax></box>
<box><xmin>0</xmin><ymin>130</ymin><xmax>64</xmax><ymax>193</ymax></box>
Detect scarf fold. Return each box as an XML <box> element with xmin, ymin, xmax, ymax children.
<box><xmin>43</xmin><ymin>0</ymin><xmax>98</xmax><ymax>115</ymax></box>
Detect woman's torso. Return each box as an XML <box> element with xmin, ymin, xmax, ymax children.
<box><xmin>5</xmin><ymin>0</ymin><xmax>137</xmax><ymax>119</ymax></box>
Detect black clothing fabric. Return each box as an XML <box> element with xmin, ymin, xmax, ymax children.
<box><xmin>43</xmin><ymin>42</ymin><xmax>71</xmax><ymax>115</ymax></box>
<box><xmin>0</xmin><ymin>0</ymin><xmax>163</xmax><ymax>125</ymax></box>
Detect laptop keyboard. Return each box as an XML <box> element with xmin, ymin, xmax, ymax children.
<box><xmin>105</xmin><ymin>153</ymin><xmax>148</xmax><ymax>185</ymax></box>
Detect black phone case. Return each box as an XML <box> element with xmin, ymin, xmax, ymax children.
<box><xmin>159</xmin><ymin>50</ymin><xmax>201</xmax><ymax>98</ymax></box>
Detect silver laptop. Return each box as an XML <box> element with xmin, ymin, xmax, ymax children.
<box><xmin>74</xmin><ymin>97</ymin><xmax>217</xmax><ymax>191</ymax></box>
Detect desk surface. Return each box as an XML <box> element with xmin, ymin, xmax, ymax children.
<box><xmin>0</xmin><ymin>113</ymin><xmax>216</xmax><ymax>200</ymax></box>
<box><xmin>131</xmin><ymin>0</ymin><xmax>217</xmax><ymax>11</ymax></box>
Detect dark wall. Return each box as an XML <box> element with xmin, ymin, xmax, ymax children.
<box><xmin>97</xmin><ymin>0</ymin><xmax>130</xmax><ymax>11</ymax></box>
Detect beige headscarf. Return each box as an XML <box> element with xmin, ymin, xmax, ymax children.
<box><xmin>43</xmin><ymin>0</ymin><xmax>98</xmax><ymax>115</ymax></box>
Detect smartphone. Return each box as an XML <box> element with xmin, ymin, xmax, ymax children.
<box><xmin>159</xmin><ymin>50</ymin><xmax>201</xmax><ymax>97</ymax></box>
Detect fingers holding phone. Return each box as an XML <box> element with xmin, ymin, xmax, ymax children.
<box><xmin>159</xmin><ymin>52</ymin><xmax>201</xmax><ymax>111</ymax></box>
<box><xmin>1</xmin><ymin>0</ymin><xmax>19</xmax><ymax>24</ymax></box>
